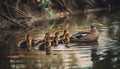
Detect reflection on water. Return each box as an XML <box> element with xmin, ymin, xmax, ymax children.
<box><xmin>0</xmin><ymin>9</ymin><xmax>120</xmax><ymax>69</ymax></box>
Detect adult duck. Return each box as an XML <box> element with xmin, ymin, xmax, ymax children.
<box><xmin>70</xmin><ymin>22</ymin><xmax>103</xmax><ymax>42</ymax></box>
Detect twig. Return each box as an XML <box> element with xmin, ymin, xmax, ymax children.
<box><xmin>3</xmin><ymin>3</ymin><xmax>28</xmax><ymax>16</ymax></box>
<box><xmin>0</xmin><ymin>13</ymin><xmax>23</xmax><ymax>27</ymax></box>
<box><xmin>6</xmin><ymin>4</ymin><xmax>14</xmax><ymax>18</ymax></box>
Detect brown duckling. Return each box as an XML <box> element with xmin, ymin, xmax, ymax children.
<box><xmin>18</xmin><ymin>34</ymin><xmax>32</xmax><ymax>51</ymax></box>
<box><xmin>44</xmin><ymin>32</ymin><xmax>50</xmax><ymax>42</ymax></box>
<box><xmin>52</xmin><ymin>32</ymin><xmax>60</xmax><ymax>46</ymax></box>
<box><xmin>60</xmin><ymin>29</ymin><xmax>67</xmax><ymax>43</ymax></box>
<box><xmin>36</xmin><ymin>32</ymin><xmax>50</xmax><ymax>45</ymax></box>
<box><xmin>60</xmin><ymin>29</ymin><xmax>67</xmax><ymax>38</ymax></box>
<box><xmin>38</xmin><ymin>35</ymin><xmax>52</xmax><ymax>51</ymax></box>
<box><xmin>45</xmin><ymin>37</ymin><xmax>52</xmax><ymax>48</ymax></box>
<box><xmin>64</xmin><ymin>33</ymin><xmax>70</xmax><ymax>44</ymax></box>
<box><xmin>60</xmin><ymin>29</ymin><xmax>70</xmax><ymax>43</ymax></box>
<box><xmin>25</xmin><ymin>34</ymin><xmax>33</xmax><ymax>51</ymax></box>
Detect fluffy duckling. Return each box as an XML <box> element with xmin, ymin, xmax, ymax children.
<box><xmin>36</xmin><ymin>32</ymin><xmax>50</xmax><ymax>45</ymax></box>
<box><xmin>25</xmin><ymin>34</ymin><xmax>33</xmax><ymax>51</ymax></box>
<box><xmin>64</xmin><ymin>33</ymin><xmax>70</xmax><ymax>44</ymax></box>
<box><xmin>60</xmin><ymin>29</ymin><xmax>67</xmax><ymax>43</ymax></box>
<box><xmin>60</xmin><ymin>29</ymin><xmax>70</xmax><ymax>43</ymax></box>
<box><xmin>38</xmin><ymin>38</ymin><xmax>51</xmax><ymax>55</ymax></box>
<box><xmin>52</xmin><ymin>32</ymin><xmax>60</xmax><ymax>46</ymax></box>
<box><xmin>60</xmin><ymin>29</ymin><xmax>67</xmax><ymax>38</ymax></box>
<box><xmin>44</xmin><ymin>32</ymin><xmax>50</xmax><ymax>42</ymax></box>
<box><xmin>38</xmin><ymin>34</ymin><xmax>51</xmax><ymax>51</ymax></box>
<box><xmin>18</xmin><ymin>34</ymin><xmax>33</xmax><ymax>51</ymax></box>
<box><xmin>45</xmin><ymin>37</ymin><xmax>52</xmax><ymax>48</ymax></box>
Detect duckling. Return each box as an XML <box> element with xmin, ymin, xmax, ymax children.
<box><xmin>60</xmin><ymin>29</ymin><xmax>67</xmax><ymax>38</ymax></box>
<box><xmin>44</xmin><ymin>32</ymin><xmax>50</xmax><ymax>42</ymax></box>
<box><xmin>25</xmin><ymin>34</ymin><xmax>33</xmax><ymax>51</ymax></box>
<box><xmin>18</xmin><ymin>34</ymin><xmax>32</xmax><ymax>51</ymax></box>
<box><xmin>38</xmin><ymin>33</ymin><xmax>51</xmax><ymax>51</ymax></box>
<box><xmin>60</xmin><ymin>29</ymin><xmax>67</xmax><ymax>43</ymax></box>
<box><xmin>38</xmin><ymin>37</ymin><xmax>51</xmax><ymax>55</ymax></box>
<box><xmin>52</xmin><ymin>32</ymin><xmax>60</xmax><ymax>46</ymax></box>
<box><xmin>60</xmin><ymin>29</ymin><xmax>70</xmax><ymax>43</ymax></box>
<box><xmin>31</xmin><ymin>38</ymin><xmax>36</xmax><ymax>47</ymax></box>
<box><xmin>64</xmin><ymin>33</ymin><xmax>70</xmax><ymax>44</ymax></box>
<box><xmin>45</xmin><ymin>37</ymin><xmax>52</xmax><ymax>48</ymax></box>
<box><xmin>36</xmin><ymin>32</ymin><xmax>50</xmax><ymax>45</ymax></box>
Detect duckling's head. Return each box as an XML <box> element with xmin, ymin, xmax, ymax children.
<box><xmin>45</xmin><ymin>32</ymin><xmax>50</xmax><ymax>37</ymax></box>
<box><xmin>25</xmin><ymin>34</ymin><xmax>32</xmax><ymax>40</ymax></box>
<box><xmin>55</xmin><ymin>32</ymin><xmax>59</xmax><ymax>36</ymax></box>
<box><xmin>63</xmin><ymin>29</ymin><xmax>67</xmax><ymax>34</ymax></box>
<box><xmin>25</xmin><ymin>34</ymin><xmax>30</xmax><ymax>39</ymax></box>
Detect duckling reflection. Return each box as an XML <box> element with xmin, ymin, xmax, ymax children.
<box><xmin>91</xmin><ymin>47</ymin><xmax>100</xmax><ymax>62</ymax></box>
<box><xmin>45</xmin><ymin>37</ymin><xmax>52</xmax><ymax>55</ymax></box>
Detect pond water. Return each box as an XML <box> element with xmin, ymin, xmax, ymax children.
<box><xmin>0</xmin><ymin>9</ymin><xmax>120</xmax><ymax>69</ymax></box>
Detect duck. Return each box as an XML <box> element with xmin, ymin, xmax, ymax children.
<box><xmin>34</xmin><ymin>32</ymin><xmax>49</xmax><ymax>51</ymax></box>
<box><xmin>38</xmin><ymin>37</ymin><xmax>52</xmax><ymax>51</ymax></box>
<box><xmin>35</xmin><ymin>32</ymin><xmax>50</xmax><ymax>45</ymax></box>
<box><xmin>18</xmin><ymin>34</ymin><xmax>33</xmax><ymax>51</ymax></box>
<box><xmin>60</xmin><ymin>29</ymin><xmax>69</xmax><ymax>43</ymax></box>
<box><xmin>70</xmin><ymin>22</ymin><xmax>103</xmax><ymax>42</ymax></box>
<box><xmin>44</xmin><ymin>32</ymin><xmax>50</xmax><ymax>42</ymax></box>
<box><xmin>52</xmin><ymin>32</ymin><xmax>60</xmax><ymax>46</ymax></box>
<box><xmin>64</xmin><ymin>33</ymin><xmax>70</xmax><ymax>44</ymax></box>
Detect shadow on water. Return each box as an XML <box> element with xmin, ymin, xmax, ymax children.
<box><xmin>0</xmin><ymin>41</ymin><xmax>12</xmax><ymax>69</ymax></box>
<box><xmin>0</xmin><ymin>9</ymin><xmax>120</xmax><ymax>69</ymax></box>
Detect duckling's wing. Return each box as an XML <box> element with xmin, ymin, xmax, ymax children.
<box><xmin>60</xmin><ymin>34</ymin><xmax>65</xmax><ymax>38</ymax></box>
<box><xmin>38</xmin><ymin>43</ymin><xmax>45</xmax><ymax>51</ymax></box>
